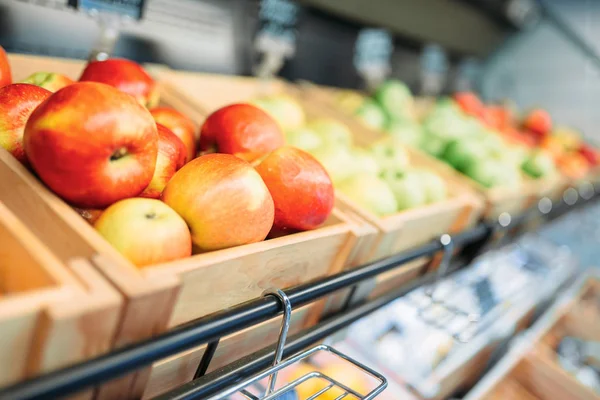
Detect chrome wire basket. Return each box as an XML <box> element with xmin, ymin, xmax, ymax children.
<box><xmin>209</xmin><ymin>288</ymin><xmax>388</xmax><ymax>400</ymax></box>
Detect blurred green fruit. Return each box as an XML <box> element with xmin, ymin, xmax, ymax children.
<box><xmin>522</xmin><ymin>150</ymin><xmax>556</xmax><ymax>178</ymax></box>
<box><xmin>385</xmin><ymin>120</ymin><xmax>423</xmax><ymax>148</ymax></box>
<box><xmin>443</xmin><ymin>140</ymin><xmax>486</xmax><ymax>171</ymax></box>
<box><xmin>307</xmin><ymin>118</ymin><xmax>353</xmax><ymax>149</ymax></box>
<box><xmin>463</xmin><ymin>159</ymin><xmax>501</xmax><ymax>188</ymax></box>
<box><xmin>338</xmin><ymin>174</ymin><xmax>398</xmax><ymax>216</ymax></box>
<box><xmin>369</xmin><ymin>137</ymin><xmax>410</xmax><ymax>172</ymax></box>
<box><xmin>352</xmin><ymin>147</ymin><xmax>380</xmax><ymax>175</ymax></box>
<box><xmin>380</xmin><ymin>169</ymin><xmax>427</xmax><ymax>210</ymax></box>
<box><xmin>374</xmin><ymin>80</ymin><xmax>414</xmax><ymax>120</ymax></box>
<box><xmin>416</xmin><ymin>169</ymin><xmax>448</xmax><ymax>203</ymax></box>
<box><xmin>250</xmin><ymin>95</ymin><xmax>305</xmax><ymax>132</ymax></box>
<box><xmin>355</xmin><ymin>99</ymin><xmax>387</xmax><ymax>130</ymax></box>
<box><xmin>285</xmin><ymin>127</ymin><xmax>323</xmax><ymax>152</ymax></box>
<box><xmin>311</xmin><ymin>147</ymin><xmax>356</xmax><ymax>185</ymax></box>
<box><xmin>420</xmin><ymin>134</ymin><xmax>448</xmax><ymax>158</ymax></box>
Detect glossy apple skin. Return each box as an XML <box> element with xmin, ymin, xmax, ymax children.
<box><xmin>256</xmin><ymin>147</ymin><xmax>334</xmax><ymax>231</ymax></box>
<box><xmin>0</xmin><ymin>46</ymin><xmax>11</xmax><ymax>88</ymax></box>
<box><xmin>199</xmin><ymin>103</ymin><xmax>284</xmax><ymax>156</ymax></box>
<box><xmin>79</xmin><ymin>59</ymin><xmax>158</xmax><ymax>107</ymax></box>
<box><xmin>523</xmin><ymin>109</ymin><xmax>552</xmax><ymax>139</ymax></box>
<box><xmin>95</xmin><ymin>198</ymin><xmax>192</xmax><ymax>268</ymax></box>
<box><xmin>140</xmin><ymin>124</ymin><xmax>186</xmax><ymax>199</ymax></box>
<box><xmin>161</xmin><ymin>153</ymin><xmax>274</xmax><ymax>251</ymax></box>
<box><xmin>24</xmin><ymin>82</ymin><xmax>158</xmax><ymax>208</ymax></box>
<box><xmin>22</xmin><ymin>72</ymin><xmax>74</xmax><ymax>93</ymax></box>
<box><xmin>150</xmin><ymin>107</ymin><xmax>196</xmax><ymax>162</ymax></box>
<box><xmin>0</xmin><ymin>84</ymin><xmax>51</xmax><ymax>165</ymax></box>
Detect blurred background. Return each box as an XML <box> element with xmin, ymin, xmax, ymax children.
<box><xmin>0</xmin><ymin>0</ymin><xmax>597</xmax><ymax>137</ymax></box>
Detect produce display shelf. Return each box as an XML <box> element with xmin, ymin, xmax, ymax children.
<box><xmin>0</xmin><ymin>188</ymin><xmax>598</xmax><ymax>400</ymax></box>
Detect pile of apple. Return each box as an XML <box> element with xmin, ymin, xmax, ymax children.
<box><xmin>332</xmin><ymin>80</ymin><xmax>565</xmax><ymax>188</ymax></box>
<box><xmin>250</xmin><ymin>94</ymin><xmax>449</xmax><ymax>217</ymax></box>
<box><xmin>0</xmin><ymin>48</ymin><xmax>335</xmax><ymax>268</ymax></box>
<box><xmin>454</xmin><ymin>92</ymin><xmax>600</xmax><ymax>181</ymax></box>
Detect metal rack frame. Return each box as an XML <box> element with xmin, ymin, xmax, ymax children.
<box><xmin>0</xmin><ymin>189</ymin><xmax>598</xmax><ymax>400</ymax></box>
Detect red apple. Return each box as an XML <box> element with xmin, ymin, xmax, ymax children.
<box><xmin>0</xmin><ymin>83</ymin><xmax>51</xmax><ymax>165</ymax></box>
<box><xmin>199</xmin><ymin>103</ymin><xmax>284</xmax><ymax>156</ymax></box>
<box><xmin>79</xmin><ymin>58</ymin><xmax>158</xmax><ymax>107</ymax></box>
<box><xmin>523</xmin><ymin>109</ymin><xmax>552</xmax><ymax>138</ymax></box>
<box><xmin>24</xmin><ymin>82</ymin><xmax>158</xmax><ymax>208</ymax></box>
<box><xmin>94</xmin><ymin>198</ymin><xmax>192</xmax><ymax>268</ymax></box>
<box><xmin>140</xmin><ymin>123</ymin><xmax>186</xmax><ymax>199</ymax></box>
<box><xmin>161</xmin><ymin>153</ymin><xmax>274</xmax><ymax>251</ymax></box>
<box><xmin>579</xmin><ymin>144</ymin><xmax>600</xmax><ymax>166</ymax></box>
<box><xmin>255</xmin><ymin>146</ymin><xmax>334</xmax><ymax>231</ymax></box>
<box><xmin>0</xmin><ymin>46</ymin><xmax>11</xmax><ymax>88</ymax></box>
<box><xmin>149</xmin><ymin>107</ymin><xmax>196</xmax><ymax>162</ymax></box>
<box><xmin>453</xmin><ymin>92</ymin><xmax>484</xmax><ymax>117</ymax></box>
<box><xmin>22</xmin><ymin>72</ymin><xmax>74</xmax><ymax>92</ymax></box>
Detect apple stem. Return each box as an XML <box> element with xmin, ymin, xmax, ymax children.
<box><xmin>110</xmin><ymin>147</ymin><xmax>128</xmax><ymax>161</ymax></box>
<box><xmin>145</xmin><ymin>212</ymin><xmax>157</xmax><ymax>220</ymax></box>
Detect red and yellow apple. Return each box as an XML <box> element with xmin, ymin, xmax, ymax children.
<box><xmin>255</xmin><ymin>146</ymin><xmax>334</xmax><ymax>231</ymax></box>
<box><xmin>0</xmin><ymin>45</ymin><xmax>11</xmax><ymax>88</ymax></box>
<box><xmin>149</xmin><ymin>107</ymin><xmax>196</xmax><ymax>162</ymax></box>
<box><xmin>199</xmin><ymin>103</ymin><xmax>284</xmax><ymax>157</ymax></box>
<box><xmin>161</xmin><ymin>153</ymin><xmax>274</xmax><ymax>251</ymax></box>
<box><xmin>79</xmin><ymin>58</ymin><xmax>158</xmax><ymax>107</ymax></box>
<box><xmin>22</xmin><ymin>72</ymin><xmax>74</xmax><ymax>92</ymax></box>
<box><xmin>94</xmin><ymin>198</ymin><xmax>192</xmax><ymax>267</ymax></box>
<box><xmin>24</xmin><ymin>82</ymin><xmax>158</xmax><ymax>208</ymax></box>
<box><xmin>523</xmin><ymin>109</ymin><xmax>552</xmax><ymax>139</ymax></box>
<box><xmin>140</xmin><ymin>123</ymin><xmax>186</xmax><ymax>199</ymax></box>
<box><xmin>0</xmin><ymin>83</ymin><xmax>51</xmax><ymax>165</ymax></box>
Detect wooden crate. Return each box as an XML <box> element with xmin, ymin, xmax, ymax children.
<box><xmin>160</xmin><ymin>72</ymin><xmax>483</xmax><ymax>319</ymax></box>
<box><xmin>3</xmin><ymin>54</ymin><xmax>374</xmax><ymax>398</ymax></box>
<box><xmin>0</xmin><ymin>201</ymin><xmax>121</xmax><ymax>390</ymax></box>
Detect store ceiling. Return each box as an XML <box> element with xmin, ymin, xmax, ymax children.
<box><xmin>297</xmin><ymin>0</ymin><xmax>511</xmax><ymax>57</ymax></box>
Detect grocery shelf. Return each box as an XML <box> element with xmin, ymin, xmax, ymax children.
<box><xmin>0</xmin><ymin>187</ymin><xmax>598</xmax><ymax>400</ymax></box>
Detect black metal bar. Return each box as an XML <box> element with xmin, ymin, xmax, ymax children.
<box><xmin>0</xmin><ymin>223</ymin><xmax>488</xmax><ymax>400</ymax></box>
<box><xmin>153</xmin><ymin>263</ymin><xmax>466</xmax><ymax>400</ymax></box>
<box><xmin>193</xmin><ymin>339</ymin><xmax>220</xmax><ymax>380</ymax></box>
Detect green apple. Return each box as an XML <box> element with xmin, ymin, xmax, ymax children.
<box><xmin>311</xmin><ymin>146</ymin><xmax>357</xmax><ymax>185</ymax></box>
<box><xmin>416</xmin><ymin>169</ymin><xmax>448</xmax><ymax>203</ymax></box>
<box><xmin>306</xmin><ymin>118</ymin><xmax>353</xmax><ymax>149</ymax></box>
<box><xmin>369</xmin><ymin>137</ymin><xmax>410</xmax><ymax>172</ymax></box>
<box><xmin>380</xmin><ymin>169</ymin><xmax>427</xmax><ymax>210</ymax></box>
<box><xmin>374</xmin><ymin>80</ymin><xmax>413</xmax><ymax>119</ymax></box>
<box><xmin>522</xmin><ymin>150</ymin><xmax>556</xmax><ymax>178</ymax></box>
<box><xmin>286</xmin><ymin>126</ymin><xmax>323</xmax><ymax>152</ymax></box>
<box><xmin>250</xmin><ymin>95</ymin><xmax>305</xmax><ymax>132</ymax></box>
<box><xmin>352</xmin><ymin>147</ymin><xmax>380</xmax><ymax>175</ymax></box>
<box><xmin>463</xmin><ymin>159</ymin><xmax>501</xmax><ymax>188</ymax></box>
<box><xmin>354</xmin><ymin>99</ymin><xmax>387</xmax><ymax>130</ymax></box>
<box><xmin>338</xmin><ymin>173</ymin><xmax>398</xmax><ymax>216</ymax></box>
<box><xmin>385</xmin><ymin>119</ymin><xmax>423</xmax><ymax>148</ymax></box>
<box><xmin>420</xmin><ymin>133</ymin><xmax>449</xmax><ymax>158</ymax></box>
<box><xmin>443</xmin><ymin>139</ymin><xmax>487</xmax><ymax>172</ymax></box>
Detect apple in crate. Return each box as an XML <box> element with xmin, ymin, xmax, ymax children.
<box><xmin>162</xmin><ymin>153</ymin><xmax>274</xmax><ymax>251</ymax></box>
<box><xmin>150</xmin><ymin>106</ymin><xmax>197</xmax><ymax>162</ymax></box>
<box><xmin>380</xmin><ymin>169</ymin><xmax>427</xmax><ymax>210</ymax></box>
<box><xmin>0</xmin><ymin>45</ymin><xmax>11</xmax><ymax>87</ymax></box>
<box><xmin>140</xmin><ymin>124</ymin><xmax>186</xmax><ymax>199</ymax></box>
<box><xmin>95</xmin><ymin>198</ymin><xmax>192</xmax><ymax>267</ymax></box>
<box><xmin>24</xmin><ymin>82</ymin><xmax>158</xmax><ymax>208</ymax></box>
<box><xmin>522</xmin><ymin>149</ymin><xmax>556</xmax><ymax>178</ymax></box>
<box><xmin>338</xmin><ymin>173</ymin><xmax>398</xmax><ymax>216</ymax></box>
<box><xmin>369</xmin><ymin>137</ymin><xmax>410</xmax><ymax>172</ymax></box>
<box><xmin>79</xmin><ymin>58</ymin><xmax>159</xmax><ymax>107</ymax></box>
<box><xmin>522</xmin><ymin>109</ymin><xmax>552</xmax><ymax>140</ymax></box>
<box><xmin>199</xmin><ymin>104</ymin><xmax>284</xmax><ymax>159</ymax></box>
<box><xmin>0</xmin><ymin>83</ymin><xmax>51</xmax><ymax>165</ymax></box>
<box><xmin>256</xmin><ymin>146</ymin><xmax>334</xmax><ymax>231</ymax></box>
<box><xmin>21</xmin><ymin>72</ymin><xmax>74</xmax><ymax>92</ymax></box>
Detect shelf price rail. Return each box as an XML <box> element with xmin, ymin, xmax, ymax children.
<box><xmin>0</xmin><ymin>189</ymin><xmax>597</xmax><ymax>400</ymax></box>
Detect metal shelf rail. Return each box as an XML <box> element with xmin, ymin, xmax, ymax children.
<box><xmin>0</xmin><ymin>188</ymin><xmax>598</xmax><ymax>400</ymax></box>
